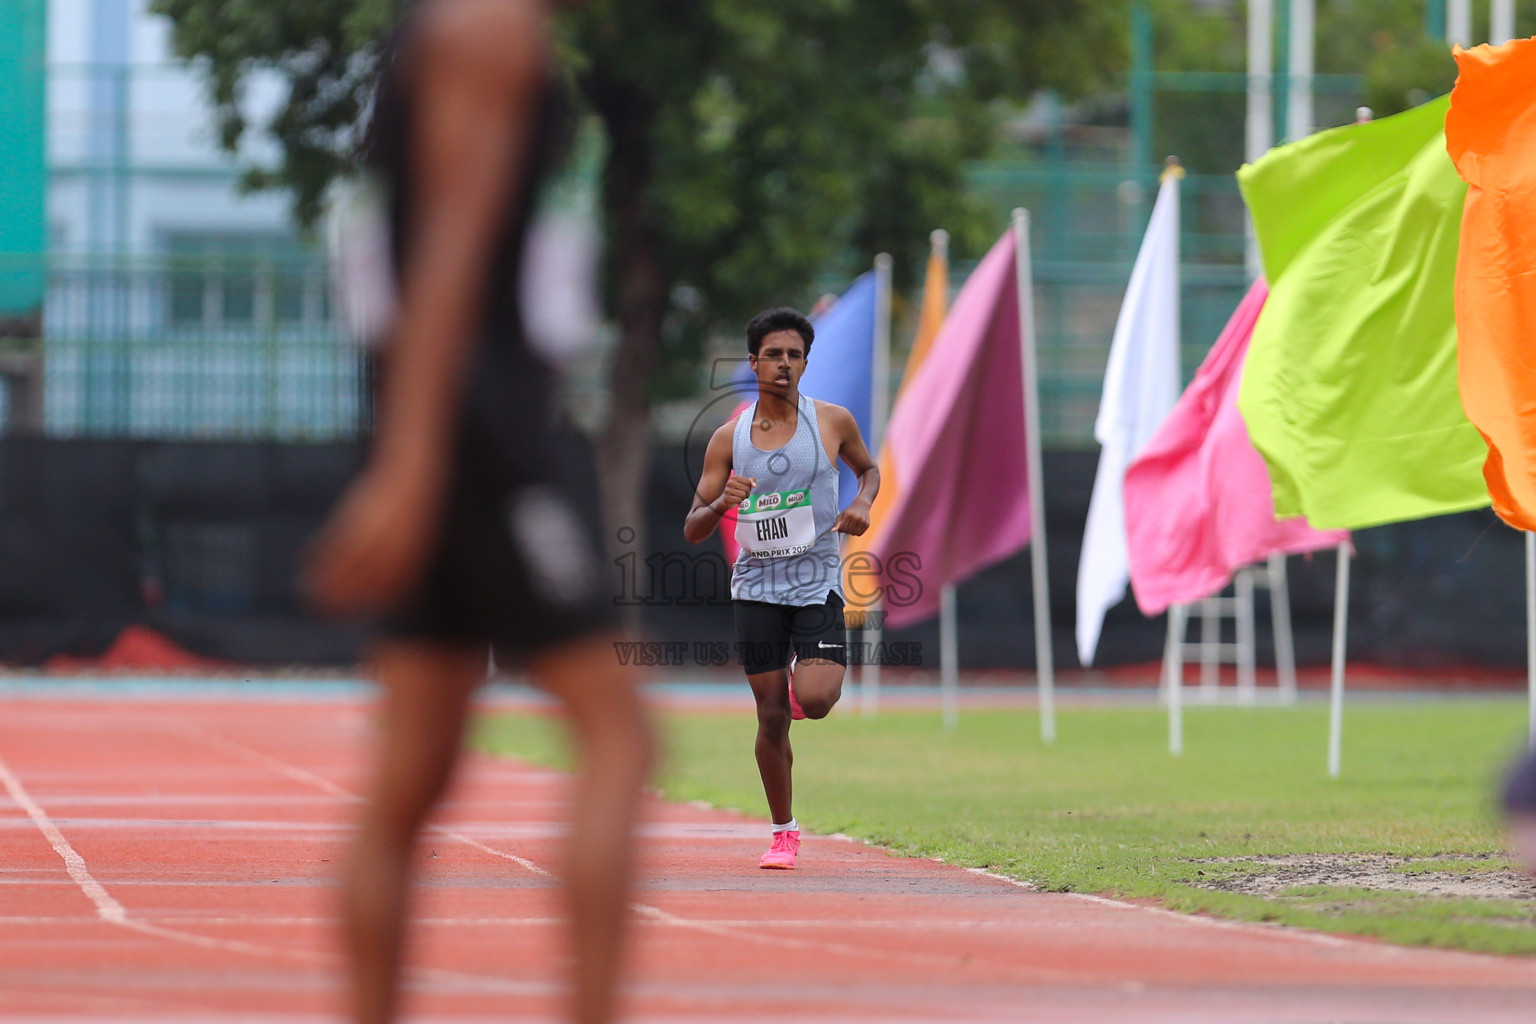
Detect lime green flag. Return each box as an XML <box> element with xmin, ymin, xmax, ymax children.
<box><xmin>1237</xmin><ymin>96</ymin><xmax>1487</xmax><ymax>530</ymax></box>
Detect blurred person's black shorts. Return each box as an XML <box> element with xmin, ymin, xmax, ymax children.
<box><xmin>733</xmin><ymin>592</ymin><xmax>846</xmax><ymax>675</ymax></box>
<box><xmin>380</xmin><ymin>352</ymin><xmax>616</xmax><ymax>661</ymax></box>
<box><xmin>1504</xmin><ymin>748</ymin><xmax>1536</xmax><ymax>816</ymax></box>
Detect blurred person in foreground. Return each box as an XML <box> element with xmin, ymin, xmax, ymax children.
<box><xmin>1502</xmin><ymin>751</ymin><xmax>1536</xmax><ymax>874</ymax></box>
<box><xmin>306</xmin><ymin>2</ymin><xmax>653</xmax><ymax>1023</ymax></box>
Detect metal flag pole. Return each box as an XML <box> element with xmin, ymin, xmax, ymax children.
<box><xmin>858</xmin><ymin>254</ymin><xmax>894</xmax><ymax>716</ymax></box>
<box><xmin>1245</xmin><ymin>0</ymin><xmax>1274</xmax><ymax>278</ymax></box>
<box><xmin>926</xmin><ymin>233</ymin><xmax>959</xmax><ymax>727</ymax></box>
<box><xmin>1269</xmin><ymin>552</ymin><xmax>1299</xmax><ymax>702</ymax></box>
<box><xmin>1320</xmin><ymin>103</ymin><xmax>1375</xmax><ymax>774</ymax></box>
<box><xmin>1492</xmin><ymin>0</ymin><xmax>1515</xmax><ymax>45</ymax></box>
<box><xmin>1013</xmin><ymin>208</ymin><xmax>1056</xmax><ymax>743</ymax></box>
<box><xmin>1527</xmin><ymin>532</ymin><xmax>1535</xmax><ymax>749</ymax></box>
<box><xmin>1327</xmin><ymin>541</ymin><xmax>1351</xmax><ymax>777</ymax></box>
<box><xmin>940</xmin><ymin>584</ymin><xmax>959</xmax><ymax>729</ymax></box>
<box><xmin>1448</xmin><ymin>0</ymin><xmax>1472</xmax><ymax>45</ymax></box>
<box><xmin>1286</xmin><ymin>0</ymin><xmax>1314</xmax><ymax>141</ymax></box>
<box><xmin>1163</xmin><ymin>603</ymin><xmax>1185</xmax><ymax>755</ymax></box>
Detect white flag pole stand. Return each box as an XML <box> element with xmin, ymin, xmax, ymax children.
<box><xmin>1526</xmin><ymin>531</ymin><xmax>1535</xmax><ymax>749</ymax></box>
<box><xmin>860</xmin><ymin>609</ymin><xmax>883</xmax><ymax>716</ymax></box>
<box><xmin>1163</xmin><ymin>603</ymin><xmax>1186</xmax><ymax>755</ymax></box>
<box><xmin>857</xmin><ymin>254</ymin><xmax>894</xmax><ymax>716</ymax></box>
<box><xmin>940</xmin><ymin>584</ymin><xmax>959</xmax><ymax>729</ymax></box>
<box><xmin>1327</xmin><ymin>541</ymin><xmax>1351</xmax><ymax>777</ymax></box>
<box><xmin>1014</xmin><ymin>208</ymin><xmax>1056</xmax><ymax>743</ymax></box>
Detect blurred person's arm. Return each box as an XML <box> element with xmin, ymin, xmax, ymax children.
<box><xmin>309</xmin><ymin>0</ymin><xmax>548</xmax><ymax>614</ymax></box>
<box><xmin>684</xmin><ymin>421</ymin><xmax>755</xmax><ymax>545</ymax></box>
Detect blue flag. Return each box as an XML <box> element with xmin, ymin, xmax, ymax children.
<box><xmin>800</xmin><ymin>272</ymin><xmax>877</xmax><ymax>511</ymax></box>
<box><xmin>727</xmin><ymin>272</ymin><xmax>877</xmax><ymax>512</ymax></box>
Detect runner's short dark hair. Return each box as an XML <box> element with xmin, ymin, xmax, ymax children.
<box><xmin>746</xmin><ymin>308</ymin><xmax>814</xmax><ymax>357</ymax></box>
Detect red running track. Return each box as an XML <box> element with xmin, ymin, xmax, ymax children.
<box><xmin>3</xmin><ymin>694</ymin><xmax>1536</xmax><ymax>1023</ymax></box>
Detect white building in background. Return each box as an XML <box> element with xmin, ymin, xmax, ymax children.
<box><xmin>47</xmin><ymin>0</ymin><xmax>297</xmax><ymax>259</ymax></box>
<box><xmin>44</xmin><ymin>0</ymin><xmax>359</xmax><ymax>440</ymax></box>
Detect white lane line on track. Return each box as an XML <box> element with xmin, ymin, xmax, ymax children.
<box><xmin>173</xmin><ymin>712</ymin><xmax>1511</xmax><ymax>982</ymax></box>
<box><xmin>0</xmin><ymin>754</ymin><xmax>127</xmax><ymax>924</ymax></box>
<box><xmin>160</xmin><ymin>719</ymin><xmax>356</xmax><ymax>802</ymax></box>
<box><xmin>0</xmin><ymin>714</ymin><xmax>563</xmax><ymax>1003</ymax></box>
<box><xmin>0</xmin><ymin>749</ymin><xmax>335</xmax><ymax>968</ymax></box>
<box><xmin>0</xmin><ymin>913</ymin><xmax>1104</xmax><ymax>929</ymax></box>
<box><xmin>964</xmin><ymin>864</ymin><xmax>1366</xmax><ymax>953</ymax></box>
<box><xmin>158</xmin><ymin>715</ymin><xmax>556</xmax><ymax>878</ymax></box>
<box><xmin>166</xmin><ymin>716</ymin><xmax>1109</xmax><ymax>981</ymax></box>
<box><xmin>0</xmin><ymin>915</ymin><xmax>560</xmax><ymax>926</ymax></box>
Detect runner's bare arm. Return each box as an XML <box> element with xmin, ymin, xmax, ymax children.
<box><xmin>684</xmin><ymin>420</ymin><xmax>757</xmax><ymax>544</ymax></box>
<box><xmin>830</xmin><ymin>405</ymin><xmax>878</xmax><ymax>536</ymax></box>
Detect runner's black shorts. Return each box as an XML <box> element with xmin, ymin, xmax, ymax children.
<box><xmin>377</xmin><ymin>350</ymin><xmax>616</xmax><ymax>662</ymax></box>
<box><xmin>733</xmin><ymin>592</ymin><xmax>846</xmax><ymax>675</ymax></box>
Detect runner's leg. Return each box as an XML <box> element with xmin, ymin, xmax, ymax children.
<box><xmin>786</xmin><ymin>595</ymin><xmax>846</xmax><ymax>719</ymax></box>
<box><xmin>787</xmin><ymin>658</ymin><xmax>844</xmax><ymax>719</ymax></box>
<box><xmin>747</xmin><ymin>668</ymin><xmax>794</xmax><ymax>825</ymax></box>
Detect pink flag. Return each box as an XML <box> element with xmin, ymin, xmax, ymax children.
<box><xmin>864</xmin><ymin>230</ymin><xmax>1031</xmax><ymax>630</ymax></box>
<box><xmin>1123</xmin><ymin>279</ymin><xmax>1346</xmax><ymax>615</ymax></box>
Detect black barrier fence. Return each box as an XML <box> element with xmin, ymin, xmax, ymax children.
<box><xmin>0</xmin><ymin>438</ymin><xmax>1525</xmax><ymax>672</ymax></box>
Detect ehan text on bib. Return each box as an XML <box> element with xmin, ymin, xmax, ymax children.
<box><xmin>735</xmin><ymin>488</ymin><xmax>814</xmax><ymax>559</ymax></box>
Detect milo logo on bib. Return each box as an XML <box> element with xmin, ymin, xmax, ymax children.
<box><xmin>735</xmin><ymin>488</ymin><xmax>814</xmax><ymax>558</ymax></box>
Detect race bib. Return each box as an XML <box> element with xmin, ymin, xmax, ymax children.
<box><xmin>735</xmin><ymin>488</ymin><xmax>814</xmax><ymax>558</ymax></box>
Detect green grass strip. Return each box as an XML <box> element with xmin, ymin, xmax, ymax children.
<box><xmin>474</xmin><ymin>698</ymin><xmax>1536</xmax><ymax>954</ymax></box>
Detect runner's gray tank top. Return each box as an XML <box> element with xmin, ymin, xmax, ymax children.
<box><xmin>730</xmin><ymin>392</ymin><xmax>844</xmax><ymax>605</ymax></box>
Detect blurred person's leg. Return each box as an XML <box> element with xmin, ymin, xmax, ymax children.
<box><xmin>528</xmin><ymin>632</ymin><xmax>653</xmax><ymax>1024</ymax></box>
<box><xmin>1503</xmin><ymin>748</ymin><xmax>1536</xmax><ymax>873</ymax></box>
<box><xmin>342</xmin><ymin>640</ymin><xmax>485</xmax><ymax>1024</ymax></box>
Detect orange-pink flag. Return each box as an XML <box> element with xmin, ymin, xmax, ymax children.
<box><xmin>1123</xmin><ymin>280</ymin><xmax>1347</xmax><ymax>614</ymax></box>
<box><xmin>1447</xmin><ymin>38</ymin><xmax>1536</xmax><ymax>530</ymax></box>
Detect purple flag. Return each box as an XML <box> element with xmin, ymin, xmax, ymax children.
<box><xmin>864</xmin><ymin>231</ymin><xmax>1030</xmax><ymax>630</ymax></box>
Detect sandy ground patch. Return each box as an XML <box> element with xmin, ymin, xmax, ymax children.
<box><xmin>1185</xmin><ymin>853</ymin><xmax>1536</xmax><ymax>900</ymax></box>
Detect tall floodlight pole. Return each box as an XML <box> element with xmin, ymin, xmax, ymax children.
<box><xmin>1246</xmin><ymin>0</ymin><xmax>1274</xmax><ymax>278</ymax></box>
<box><xmin>1448</xmin><ymin>0</ymin><xmax>1473</xmax><ymax>45</ymax></box>
<box><xmin>1492</xmin><ymin>0</ymin><xmax>1516</xmax><ymax>45</ymax></box>
<box><xmin>1286</xmin><ymin>0</ymin><xmax>1314</xmax><ymax>141</ymax></box>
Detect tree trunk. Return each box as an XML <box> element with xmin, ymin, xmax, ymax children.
<box><xmin>594</xmin><ymin>91</ymin><xmax>669</xmax><ymax>631</ymax></box>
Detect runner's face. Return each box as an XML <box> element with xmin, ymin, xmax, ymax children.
<box><xmin>750</xmin><ymin>330</ymin><xmax>807</xmax><ymax>396</ymax></box>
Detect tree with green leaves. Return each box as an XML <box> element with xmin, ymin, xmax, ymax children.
<box><xmin>151</xmin><ymin>0</ymin><xmax>1127</xmax><ymax>548</ymax></box>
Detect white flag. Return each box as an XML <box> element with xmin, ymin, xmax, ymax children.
<box><xmin>1076</xmin><ymin>173</ymin><xmax>1182</xmax><ymax>666</ymax></box>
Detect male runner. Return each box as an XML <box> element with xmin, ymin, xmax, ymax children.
<box><xmin>306</xmin><ymin>3</ymin><xmax>652</xmax><ymax>1023</ymax></box>
<box><xmin>684</xmin><ymin>308</ymin><xmax>878</xmax><ymax>869</ymax></box>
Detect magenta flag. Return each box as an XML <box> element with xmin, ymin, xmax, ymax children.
<box><xmin>864</xmin><ymin>230</ymin><xmax>1031</xmax><ymax>630</ymax></box>
<box><xmin>1123</xmin><ymin>279</ymin><xmax>1346</xmax><ymax>616</ymax></box>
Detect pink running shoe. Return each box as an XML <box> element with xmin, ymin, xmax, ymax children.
<box><xmin>787</xmin><ymin>658</ymin><xmax>806</xmax><ymax>721</ymax></box>
<box><xmin>759</xmin><ymin>830</ymin><xmax>800</xmax><ymax>869</ymax></box>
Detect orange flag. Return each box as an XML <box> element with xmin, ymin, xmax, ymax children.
<box><xmin>843</xmin><ymin>233</ymin><xmax>949</xmax><ymax>625</ymax></box>
<box><xmin>1448</xmin><ymin>38</ymin><xmax>1536</xmax><ymax>530</ymax></box>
